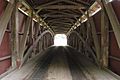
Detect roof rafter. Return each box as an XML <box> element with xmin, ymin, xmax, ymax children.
<box><xmin>46</xmin><ymin>18</ymin><xmax>75</xmax><ymax>24</ymax></box>
<box><xmin>36</xmin><ymin>5</ymin><xmax>86</xmax><ymax>10</ymax></box>
<box><xmin>35</xmin><ymin>0</ymin><xmax>87</xmax><ymax>9</ymax></box>
<box><xmin>41</xmin><ymin>14</ymin><xmax>79</xmax><ymax>18</ymax></box>
<box><xmin>76</xmin><ymin>0</ymin><xmax>90</xmax><ymax>6</ymax></box>
<box><xmin>35</xmin><ymin>0</ymin><xmax>62</xmax><ymax>9</ymax></box>
<box><xmin>49</xmin><ymin>22</ymin><xmax>72</xmax><ymax>26</ymax></box>
<box><xmin>40</xmin><ymin>10</ymin><xmax>81</xmax><ymax>16</ymax></box>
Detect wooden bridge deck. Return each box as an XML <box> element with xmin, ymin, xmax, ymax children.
<box><xmin>1</xmin><ymin>46</ymin><xmax>120</xmax><ymax>80</ymax></box>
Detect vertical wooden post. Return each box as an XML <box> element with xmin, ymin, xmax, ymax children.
<box><xmin>19</xmin><ymin>17</ymin><xmax>31</xmax><ymax>63</ymax></box>
<box><xmin>73</xmin><ymin>36</ymin><xmax>75</xmax><ymax>47</ymax></box>
<box><xmin>39</xmin><ymin>25</ymin><xmax>42</xmax><ymax>52</ymax></box>
<box><xmin>100</xmin><ymin>6</ymin><xmax>109</xmax><ymax>68</ymax></box>
<box><xmin>74</xmin><ymin>36</ymin><xmax>76</xmax><ymax>49</ymax></box>
<box><xmin>35</xmin><ymin>23</ymin><xmax>40</xmax><ymax>54</ymax></box>
<box><xmin>89</xmin><ymin>17</ymin><xmax>101</xmax><ymax>64</ymax></box>
<box><xmin>47</xmin><ymin>35</ymin><xmax>48</xmax><ymax>47</ymax></box>
<box><xmin>38</xmin><ymin>18</ymin><xmax>42</xmax><ymax>52</ymax></box>
<box><xmin>11</xmin><ymin>1</ymin><xmax>19</xmax><ymax>68</ymax></box>
<box><xmin>85</xmin><ymin>22</ymin><xmax>90</xmax><ymax>57</ymax></box>
<box><xmin>71</xmin><ymin>36</ymin><xmax>72</xmax><ymax>46</ymax></box>
<box><xmin>42</xmin><ymin>37</ymin><xmax>44</xmax><ymax>50</ymax></box>
<box><xmin>86</xmin><ymin>21</ymin><xmax>91</xmax><ymax>42</ymax></box>
<box><xmin>76</xmin><ymin>37</ymin><xmax>78</xmax><ymax>50</ymax></box>
<box><xmin>75</xmin><ymin>36</ymin><xmax>77</xmax><ymax>49</ymax></box>
<box><xmin>27</xmin><ymin>10</ymin><xmax>35</xmax><ymax>58</ymax></box>
<box><xmin>32</xmin><ymin>23</ymin><xmax>36</xmax><ymax>57</ymax></box>
<box><xmin>75</xmin><ymin>35</ymin><xmax>77</xmax><ymax>49</ymax></box>
<box><xmin>39</xmin><ymin>40</ymin><xmax>41</xmax><ymax>52</ymax></box>
<box><xmin>41</xmin><ymin>37</ymin><xmax>43</xmax><ymax>51</ymax></box>
<box><xmin>28</xmin><ymin>10</ymin><xmax>33</xmax><ymax>47</ymax></box>
<box><xmin>85</xmin><ymin>10</ymin><xmax>101</xmax><ymax>64</ymax></box>
<box><xmin>44</xmin><ymin>36</ymin><xmax>46</xmax><ymax>49</ymax></box>
<box><xmin>45</xmin><ymin>35</ymin><xmax>47</xmax><ymax>49</ymax></box>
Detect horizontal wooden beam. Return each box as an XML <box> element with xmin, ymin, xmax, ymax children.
<box><xmin>41</xmin><ymin>14</ymin><xmax>79</xmax><ymax>18</ymax></box>
<box><xmin>46</xmin><ymin>18</ymin><xmax>75</xmax><ymax>23</ymax></box>
<box><xmin>5</xmin><ymin>30</ymin><xmax>25</xmax><ymax>35</ymax></box>
<box><xmin>36</xmin><ymin>5</ymin><xmax>86</xmax><ymax>10</ymax></box>
<box><xmin>63</xmin><ymin>0</ymin><xmax>87</xmax><ymax>7</ymax></box>
<box><xmin>52</xmin><ymin>27</ymin><xmax>69</xmax><ymax>30</ymax></box>
<box><xmin>49</xmin><ymin>22</ymin><xmax>72</xmax><ymax>25</ymax></box>
<box><xmin>35</xmin><ymin>0</ymin><xmax>62</xmax><ymax>9</ymax></box>
<box><xmin>40</xmin><ymin>10</ymin><xmax>81</xmax><ymax>16</ymax></box>
<box><xmin>76</xmin><ymin>0</ymin><xmax>90</xmax><ymax>6</ymax></box>
<box><xmin>109</xmin><ymin>56</ymin><xmax>120</xmax><ymax>62</ymax></box>
<box><xmin>35</xmin><ymin>0</ymin><xmax>87</xmax><ymax>9</ymax></box>
<box><xmin>51</xmin><ymin>25</ymin><xmax>71</xmax><ymax>27</ymax></box>
<box><xmin>0</xmin><ymin>56</ymin><xmax>11</xmax><ymax>62</ymax></box>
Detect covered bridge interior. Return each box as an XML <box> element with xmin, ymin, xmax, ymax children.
<box><xmin>0</xmin><ymin>0</ymin><xmax>120</xmax><ymax>80</ymax></box>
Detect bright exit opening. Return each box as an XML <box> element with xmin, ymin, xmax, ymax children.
<box><xmin>54</xmin><ymin>34</ymin><xmax>67</xmax><ymax>46</ymax></box>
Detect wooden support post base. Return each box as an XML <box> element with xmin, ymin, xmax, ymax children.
<box><xmin>16</xmin><ymin>58</ymin><xmax>21</xmax><ymax>68</ymax></box>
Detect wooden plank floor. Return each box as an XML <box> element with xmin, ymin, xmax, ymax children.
<box><xmin>26</xmin><ymin>46</ymin><xmax>120</xmax><ymax>80</ymax></box>
<box><xmin>45</xmin><ymin>50</ymin><xmax>72</xmax><ymax>80</ymax></box>
<box><xmin>1</xmin><ymin>46</ymin><xmax>120</xmax><ymax>80</ymax></box>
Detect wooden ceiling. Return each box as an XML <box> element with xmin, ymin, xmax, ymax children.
<box><xmin>26</xmin><ymin>0</ymin><xmax>95</xmax><ymax>34</ymax></box>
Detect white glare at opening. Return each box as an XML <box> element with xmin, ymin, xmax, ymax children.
<box><xmin>54</xmin><ymin>34</ymin><xmax>67</xmax><ymax>46</ymax></box>
<box><xmin>105</xmin><ymin>0</ymin><xmax>113</xmax><ymax>3</ymax></box>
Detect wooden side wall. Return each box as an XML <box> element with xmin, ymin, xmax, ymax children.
<box><xmin>0</xmin><ymin>0</ymin><xmax>11</xmax><ymax>75</ymax></box>
<box><xmin>109</xmin><ymin>0</ymin><xmax>120</xmax><ymax>75</ymax></box>
<box><xmin>92</xmin><ymin>0</ymin><xmax>120</xmax><ymax>75</ymax></box>
<box><xmin>0</xmin><ymin>1</ymin><xmax>54</xmax><ymax>75</ymax></box>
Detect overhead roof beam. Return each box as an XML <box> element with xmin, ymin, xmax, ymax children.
<box><xmin>53</xmin><ymin>28</ymin><xmax>69</xmax><ymax>30</ymax></box>
<box><xmin>16</xmin><ymin>1</ymin><xmax>54</xmax><ymax>34</ymax></box>
<box><xmin>50</xmin><ymin>21</ymin><xmax>72</xmax><ymax>24</ymax></box>
<box><xmin>49</xmin><ymin>22</ymin><xmax>72</xmax><ymax>28</ymax></box>
<box><xmin>36</xmin><ymin>5</ymin><xmax>86</xmax><ymax>10</ymax></box>
<box><xmin>46</xmin><ymin>18</ymin><xmax>75</xmax><ymax>24</ymax></box>
<box><xmin>62</xmin><ymin>0</ymin><xmax>88</xmax><ymax>7</ymax></box>
<box><xmin>41</xmin><ymin>14</ymin><xmax>79</xmax><ymax>18</ymax></box>
<box><xmin>35</xmin><ymin>0</ymin><xmax>87</xmax><ymax>9</ymax></box>
<box><xmin>40</xmin><ymin>11</ymin><xmax>80</xmax><ymax>17</ymax></box>
<box><xmin>35</xmin><ymin>0</ymin><xmax>62</xmax><ymax>9</ymax></box>
<box><xmin>76</xmin><ymin>0</ymin><xmax>90</xmax><ymax>6</ymax></box>
<box><xmin>52</xmin><ymin>26</ymin><xmax>71</xmax><ymax>28</ymax></box>
<box><xmin>67</xmin><ymin>1</ymin><xmax>101</xmax><ymax>35</ymax></box>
